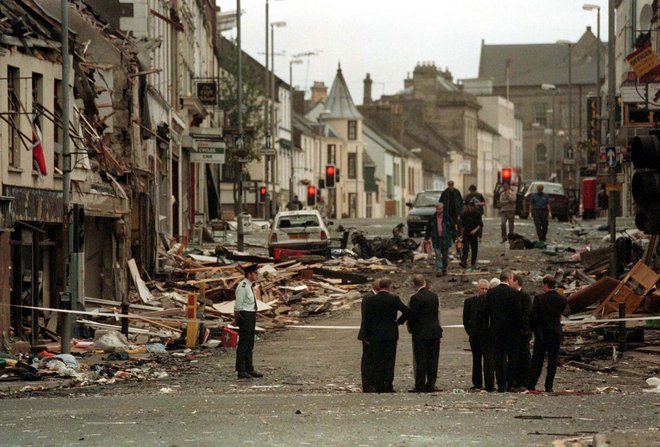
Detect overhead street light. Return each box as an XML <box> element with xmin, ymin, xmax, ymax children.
<box><xmin>289</xmin><ymin>58</ymin><xmax>303</xmax><ymax>201</ymax></box>
<box><xmin>541</xmin><ymin>83</ymin><xmax>558</xmax><ymax>180</ymax></box>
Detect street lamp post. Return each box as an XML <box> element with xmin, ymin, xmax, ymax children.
<box><xmin>607</xmin><ymin>0</ymin><xmax>617</xmax><ymax>276</ymax></box>
<box><xmin>270</xmin><ymin>21</ymin><xmax>286</xmax><ymax>210</ymax></box>
<box><xmin>542</xmin><ymin>83</ymin><xmax>557</xmax><ymax>180</ymax></box>
<box><xmin>264</xmin><ymin>0</ymin><xmax>284</xmax><ymax>219</ymax></box>
<box><xmin>583</xmin><ymin>4</ymin><xmax>602</xmax><ymax>146</ymax></box>
<box><xmin>558</xmin><ymin>40</ymin><xmax>573</xmax><ymax>187</ymax></box>
<box><xmin>289</xmin><ymin>59</ymin><xmax>303</xmax><ymax>202</ymax></box>
<box><xmin>236</xmin><ymin>0</ymin><xmax>244</xmax><ymax>252</ymax></box>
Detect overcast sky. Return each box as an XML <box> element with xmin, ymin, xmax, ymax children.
<box><xmin>216</xmin><ymin>0</ymin><xmax>606</xmax><ymax>101</ymax></box>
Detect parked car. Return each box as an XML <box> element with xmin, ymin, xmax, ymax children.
<box><xmin>517</xmin><ymin>181</ymin><xmax>570</xmax><ymax>222</ymax></box>
<box><xmin>268</xmin><ymin>210</ymin><xmax>330</xmax><ymax>259</ymax></box>
<box><xmin>406</xmin><ymin>190</ymin><xmax>442</xmax><ymax>237</ymax></box>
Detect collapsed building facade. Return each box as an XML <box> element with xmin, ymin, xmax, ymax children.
<box><xmin>0</xmin><ymin>0</ymin><xmax>225</xmax><ymax>346</ymax></box>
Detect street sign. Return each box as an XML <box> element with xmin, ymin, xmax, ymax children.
<box><xmin>605</xmin><ymin>146</ymin><xmax>618</xmax><ymax>168</ymax></box>
<box><xmin>191</xmin><ymin>141</ymin><xmax>226</xmax><ymax>163</ymax></box>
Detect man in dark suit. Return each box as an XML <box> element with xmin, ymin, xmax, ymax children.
<box><xmin>358</xmin><ymin>276</ymin><xmax>408</xmax><ymax>393</ymax></box>
<box><xmin>358</xmin><ymin>279</ymin><xmax>380</xmax><ymax>393</ymax></box>
<box><xmin>528</xmin><ymin>276</ymin><xmax>569</xmax><ymax>392</ymax></box>
<box><xmin>511</xmin><ymin>274</ymin><xmax>532</xmax><ymax>390</ymax></box>
<box><xmin>463</xmin><ymin>279</ymin><xmax>494</xmax><ymax>391</ymax></box>
<box><xmin>485</xmin><ymin>270</ymin><xmax>522</xmax><ymax>392</ymax></box>
<box><xmin>401</xmin><ymin>274</ymin><xmax>442</xmax><ymax>392</ymax></box>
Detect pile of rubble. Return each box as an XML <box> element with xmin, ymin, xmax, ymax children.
<box><xmin>1</xmin><ymin>248</ymin><xmax>400</xmax><ymax>390</ymax></box>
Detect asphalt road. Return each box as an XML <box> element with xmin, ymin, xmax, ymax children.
<box><xmin>2</xmin><ymin>215</ymin><xmax>659</xmax><ymax>446</ymax></box>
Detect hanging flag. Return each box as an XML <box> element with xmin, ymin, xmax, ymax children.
<box><xmin>32</xmin><ymin>112</ymin><xmax>47</xmax><ymax>175</ymax></box>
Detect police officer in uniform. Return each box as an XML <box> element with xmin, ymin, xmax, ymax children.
<box><xmin>234</xmin><ymin>264</ymin><xmax>263</xmax><ymax>379</ymax></box>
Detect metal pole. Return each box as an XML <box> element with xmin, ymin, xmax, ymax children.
<box><xmin>596</xmin><ymin>7</ymin><xmax>601</xmax><ymax>147</ymax></box>
<box><xmin>552</xmin><ymin>90</ymin><xmax>557</xmax><ymax>180</ymax></box>
<box><xmin>608</xmin><ymin>0</ymin><xmax>617</xmax><ymax>276</ymax></box>
<box><xmin>264</xmin><ymin>0</ymin><xmax>271</xmax><ymax>219</ymax></box>
<box><xmin>60</xmin><ymin>0</ymin><xmax>72</xmax><ymax>354</ymax></box>
<box><xmin>567</xmin><ymin>43</ymin><xmax>572</xmax><ymax>187</ymax></box>
<box><xmin>289</xmin><ymin>61</ymin><xmax>294</xmax><ymax>202</ymax></box>
<box><xmin>271</xmin><ymin>25</ymin><xmax>277</xmax><ymax>213</ymax></box>
<box><xmin>237</xmin><ymin>0</ymin><xmax>244</xmax><ymax>252</ymax></box>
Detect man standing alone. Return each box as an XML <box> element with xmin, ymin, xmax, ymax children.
<box><xmin>530</xmin><ymin>184</ymin><xmax>551</xmax><ymax>243</ymax></box>
<box><xmin>403</xmin><ymin>275</ymin><xmax>442</xmax><ymax>393</ymax></box>
<box><xmin>463</xmin><ymin>279</ymin><xmax>494</xmax><ymax>391</ymax></box>
<box><xmin>234</xmin><ymin>264</ymin><xmax>263</xmax><ymax>379</ymax></box>
<box><xmin>528</xmin><ymin>276</ymin><xmax>569</xmax><ymax>392</ymax></box>
<box><xmin>425</xmin><ymin>203</ymin><xmax>457</xmax><ymax>277</ymax></box>
<box><xmin>358</xmin><ymin>277</ymin><xmax>408</xmax><ymax>393</ymax></box>
<box><xmin>498</xmin><ymin>183</ymin><xmax>516</xmax><ymax>243</ymax></box>
<box><xmin>439</xmin><ymin>180</ymin><xmax>463</xmax><ymax>228</ymax></box>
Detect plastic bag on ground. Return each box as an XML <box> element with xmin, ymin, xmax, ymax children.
<box><xmin>94</xmin><ymin>330</ymin><xmax>129</xmax><ymax>352</ymax></box>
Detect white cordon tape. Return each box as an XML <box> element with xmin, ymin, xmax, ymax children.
<box><xmin>6</xmin><ymin>303</ymin><xmax>207</xmax><ymax>325</ymax></box>
<box><xmin>5</xmin><ymin>303</ymin><xmax>660</xmax><ymax>329</ymax></box>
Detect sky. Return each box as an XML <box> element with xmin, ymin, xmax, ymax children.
<box><xmin>216</xmin><ymin>0</ymin><xmax>606</xmax><ymax>101</ymax></box>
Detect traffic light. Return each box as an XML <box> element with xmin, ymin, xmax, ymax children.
<box><xmin>501</xmin><ymin>168</ymin><xmax>512</xmax><ymax>185</ymax></box>
<box><xmin>307</xmin><ymin>186</ymin><xmax>317</xmax><ymax>206</ymax></box>
<box><xmin>259</xmin><ymin>186</ymin><xmax>268</xmax><ymax>203</ymax></box>
<box><xmin>631</xmin><ymin>135</ymin><xmax>660</xmax><ymax>234</ymax></box>
<box><xmin>325</xmin><ymin>165</ymin><xmax>336</xmax><ymax>188</ymax></box>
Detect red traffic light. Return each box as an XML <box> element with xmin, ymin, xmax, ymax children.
<box><xmin>326</xmin><ymin>165</ymin><xmax>335</xmax><ymax>176</ymax></box>
<box><xmin>259</xmin><ymin>186</ymin><xmax>268</xmax><ymax>202</ymax></box>
<box><xmin>307</xmin><ymin>186</ymin><xmax>317</xmax><ymax>206</ymax></box>
<box><xmin>501</xmin><ymin>168</ymin><xmax>512</xmax><ymax>184</ymax></box>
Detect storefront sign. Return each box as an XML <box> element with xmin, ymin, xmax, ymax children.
<box><xmin>196</xmin><ymin>82</ymin><xmax>218</xmax><ymax>106</ymax></box>
<box><xmin>191</xmin><ymin>140</ymin><xmax>226</xmax><ymax>164</ymax></box>
<box><xmin>626</xmin><ymin>44</ymin><xmax>660</xmax><ymax>78</ymax></box>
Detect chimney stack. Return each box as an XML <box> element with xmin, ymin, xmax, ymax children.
<box><xmin>363</xmin><ymin>73</ymin><xmax>373</xmax><ymax>105</ymax></box>
<box><xmin>310</xmin><ymin>81</ymin><xmax>328</xmax><ymax>106</ymax></box>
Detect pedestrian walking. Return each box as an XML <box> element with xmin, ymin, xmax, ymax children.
<box><xmin>424</xmin><ymin>203</ymin><xmax>457</xmax><ymax>277</ymax></box>
<box><xmin>485</xmin><ymin>270</ymin><xmax>522</xmax><ymax>392</ymax></box>
<box><xmin>439</xmin><ymin>180</ymin><xmax>463</xmax><ymax>229</ymax></box>
<box><xmin>357</xmin><ymin>277</ymin><xmax>408</xmax><ymax>393</ymax></box>
<box><xmin>459</xmin><ymin>201</ymin><xmax>483</xmax><ymax>272</ymax></box>
<box><xmin>498</xmin><ymin>183</ymin><xmax>516</xmax><ymax>243</ymax></box>
<box><xmin>511</xmin><ymin>274</ymin><xmax>532</xmax><ymax>390</ymax></box>
<box><xmin>465</xmin><ymin>185</ymin><xmax>486</xmax><ymax>216</ymax></box>
<box><xmin>402</xmin><ymin>275</ymin><xmax>442</xmax><ymax>393</ymax></box>
<box><xmin>463</xmin><ymin>279</ymin><xmax>494</xmax><ymax>391</ymax></box>
<box><xmin>234</xmin><ymin>264</ymin><xmax>263</xmax><ymax>379</ymax></box>
<box><xmin>358</xmin><ymin>279</ymin><xmax>380</xmax><ymax>393</ymax></box>
<box><xmin>528</xmin><ymin>276</ymin><xmax>569</xmax><ymax>393</ymax></box>
<box><xmin>530</xmin><ymin>184</ymin><xmax>551</xmax><ymax>243</ymax></box>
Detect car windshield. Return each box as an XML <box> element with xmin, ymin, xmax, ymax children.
<box><xmin>277</xmin><ymin>214</ymin><xmax>320</xmax><ymax>229</ymax></box>
<box><xmin>530</xmin><ymin>183</ymin><xmax>565</xmax><ymax>195</ymax></box>
<box><xmin>414</xmin><ymin>192</ymin><xmax>440</xmax><ymax>207</ymax></box>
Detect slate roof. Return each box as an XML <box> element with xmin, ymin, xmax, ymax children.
<box><xmin>324</xmin><ymin>64</ymin><xmax>363</xmax><ymax>120</ymax></box>
<box><xmin>478</xmin><ymin>28</ymin><xmax>604</xmax><ymax>88</ymax></box>
<box><xmin>363</xmin><ymin>124</ymin><xmax>408</xmax><ymax>157</ymax></box>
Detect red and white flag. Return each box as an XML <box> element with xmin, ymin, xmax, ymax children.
<box><xmin>32</xmin><ymin>112</ymin><xmax>47</xmax><ymax>175</ymax></box>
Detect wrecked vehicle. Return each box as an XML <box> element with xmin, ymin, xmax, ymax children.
<box><xmin>267</xmin><ymin>210</ymin><xmax>331</xmax><ymax>260</ymax></box>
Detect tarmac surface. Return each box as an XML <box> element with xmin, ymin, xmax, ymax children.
<box><xmin>2</xmin><ymin>215</ymin><xmax>659</xmax><ymax>446</ymax></box>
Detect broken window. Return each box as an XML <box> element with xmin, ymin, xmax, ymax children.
<box><xmin>54</xmin><ymin>79</ymin><xmax>63</xmax><ymax>172</ymax></box>
<box><xmin>8</xmin><ymin>66</ymin><xmax>20</xmax><ymax>167</ymax></box>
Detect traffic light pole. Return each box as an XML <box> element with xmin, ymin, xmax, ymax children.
<box><xmin>607</xmin><ymin>0</ymin><xmax>617</xmax><ymax>277</ymax></box>
<box><xmin>237</xmin><ymin>0</ymin><xmax>244</xmax><ymax>252</ymax></box>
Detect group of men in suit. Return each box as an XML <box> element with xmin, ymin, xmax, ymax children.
<box><xmin>463</xmin><ymin>271</ymin><xmax>569</xmax><ymax>392</ymax></box>
<box><xmin>358</xmin><ymin>275</ymin><xmax>442</xmax><ymax>393</ymax></box>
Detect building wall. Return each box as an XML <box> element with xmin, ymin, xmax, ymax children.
<box><xmin>477</xmin><ymin>129</ymin><xmax>495</xmax><ymax>217</ymax></box>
